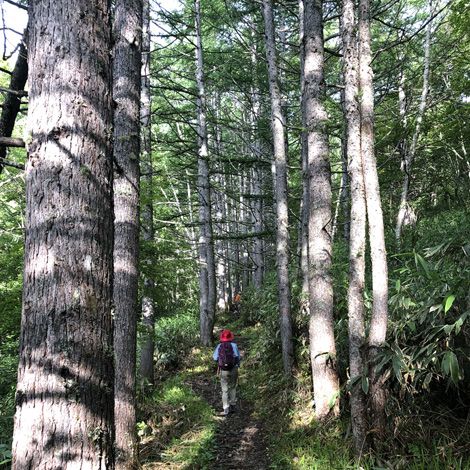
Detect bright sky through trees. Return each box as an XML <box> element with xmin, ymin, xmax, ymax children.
<box><xmin>1</xmin><ymin>1</ymin><xmax>27</xmax><ymax>58</ymax></box>
<box><xmin>0</xmin><ymin>0</ymin><xmax>181</xmax><ymax>60</ymax></box>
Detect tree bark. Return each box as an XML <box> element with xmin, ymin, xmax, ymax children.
<box><xmin>358</xmin><ymin>0</ymin><xmax>389</xmax><ymax>448</ymax></box>
<box><xmin>303</xmin><ymin>0</ymin><xmax>339</xmax><ymax>418</ymax></box>
<box><xmin>262</xmin><ymin>0</ymin><xmax>294</xmax><ymax>377</ymax></box>
<box><xmin>12</xmin><ymin>0</ymin><xmax>115</xmax><ymax>467</ymax></box>
<box><xmin>113</xmin><ymin>0</ymin><xmax>142</xmax><ymax>468</ymax></box>
<box><xmin>195</xmin><ymin>0</ymin><xmax>216</xmax><ymax>346</ymax></box>
<box><xmin>341</xmin><ymin>0</ymin><xmax>369</xmax><ymax>454</ymax></box>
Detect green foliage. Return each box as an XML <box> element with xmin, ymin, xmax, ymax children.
<box><xmin>138</xmin><ymin>376</ymin><xmax>217</xmax><ymax>469</ymax></box>
<box><xmin>139</xmin><ymin>310</ymin><xmax>200</xmax><ymax>377</ymax></box>
<box><xmin>0</xmin><ymin>342</ymin><xmax>17</xmax><ymax>469</ymax></box>
<box><xmin>239</xmin><ymin>273</ymin><xmax>284</xmax><ymax>364</ymax></box>
<box><xmin>381</xmin><ymin>216</ymin><xmax>470</xmax><ymax>398</ymax></box>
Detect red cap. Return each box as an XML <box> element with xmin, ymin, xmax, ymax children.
<box><xmin>220</xmin><ymin>329</ymin><xmax>234</xmax><ymax>342</ymax></box>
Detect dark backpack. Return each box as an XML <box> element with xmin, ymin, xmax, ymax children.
<box><xmin>218</xmin><ymin>342</ymin><xmax>235</xmax><ymax>370</ymax></box>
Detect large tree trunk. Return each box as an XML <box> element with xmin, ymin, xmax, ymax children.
<box><xmin>303</xmin><ymin>0</ymin><xmax>339</xmax><ymax>418</ymax></box>
<box><xmin>12</xmin><ymin>1</ymin><xmax>115</xmax><ymax>467</ymax></box>
<box><xmin>113</xmin><ymin>1</ymin><xmax>142</xmax><ymax>468</ymax></box>
<box><xmin>195</xmin><ymin>0</ymin><xmax>216</xmax><ymax>346</ymax></box>
<box><xmin>0</xmin><ymin>35</ymin><xmax>28</xmax><ymax>174</ymax></box>
<box><xmin>341</xmin><ymin>0</ymin><xmax>369</xmax><ymax>454</ymax></box>
<box><xmin>358</xmin><ymin>0</ymin><xmax>389</xmax><ymax>448</ymax></box>
<box><xmin>261</xmin><ymin>0</ymin><xmax>294</xmax><ymax>377</ymax></box>
<box><xmin>139</xmin><ymin>0</ymin><xmax>156</xmax><ymax>391</ymax></box>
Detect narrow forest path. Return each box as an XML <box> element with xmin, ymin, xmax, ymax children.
<box><xmin>184</xmin><ymin>331</ymin><xmax>272</xmax><ymax>469</ymax></box>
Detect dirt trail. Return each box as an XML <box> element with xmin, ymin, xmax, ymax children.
<box><xmin>184</xmin><ymin>335</ymin><xmax>272</xmax><ymax>470</ymax></box>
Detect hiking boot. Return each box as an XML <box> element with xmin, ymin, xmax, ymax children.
<box><xmin>224</xmin><ymin>407</ymin><xmax>230</xmax><ymax>415</ymax></box>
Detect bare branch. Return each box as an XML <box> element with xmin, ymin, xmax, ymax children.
<box><xmin>0</xmin><ymin>136</ymin><xmax>26</xmax><ymax>147</ymax></box>
<box><xmin>3</xmin><ymin>0</ymin><xmax>28</xmax><ymax>11</ymax></box>
<box><xmin>0</xmin><ymin>157</ymin><xmax>25</xmax><ymax>170</ymax></box>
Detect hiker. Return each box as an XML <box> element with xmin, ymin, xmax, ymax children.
<box><xmin>213</xmin><ymin>329</ymin><xmax>240</xmax><ymax>415</ymax></box>
<box><xmin>234</xmin><ymin>293</ymin><xmax>240</xmax><ymax>316</ymax></box>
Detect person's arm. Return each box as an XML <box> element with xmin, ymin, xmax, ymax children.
<box><xmin>213</xmin><ymin>343</ymin><xmax>220</xmax><ymax>361</ymax></box>
<box><xmin>232</xmin><ymin>343</ymin><xmax>241</xmax><ymax>367</ymax></box>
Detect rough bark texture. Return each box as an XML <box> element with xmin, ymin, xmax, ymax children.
<box><xmin>139</xmin><ymin>0</ymin><xmax>156</xmax><ymax>392</ymax></box>
<box><xmin>0</xmin><ymin>37</ymin><xmax>28</xmax><ymax>174</ymax></box>
<box><xmin>113</xmin><ymin>0</ymin><xmax>142</xmax><ymax>468</ymax></box>
<box><xmin>303</xmin><ymin>0</ymin><xmax>339</xmax><ymax>418</ymax></box>
<box><xmin>358</xmin><ymin>0</ymin><xmax>389</xmax><ymax>448</ymax></box>
<box><xmin>262</xmin><ymin>0</ymin><xmax>294</xmax><ymax>377</ymax></box>
<box><xmin>341</xmin><ymin>0</ymin><xmax>370</xmax><ymax>454</ymax></box>
<box><xmin>12</xmin><ymin>1</ymin><xmax>115</xmax><ymax>468</ymax></box>
<box><xmin>195</xmin><ymin>0</ymin><xmax>216</xmax><ymax>346</ymax></box>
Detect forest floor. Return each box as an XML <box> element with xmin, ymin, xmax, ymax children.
<box><xmin>139</xmin><ymin>324</ymin><xmax>274</xmax><ymax>470</ymax></box>
<box><xmin>184</xmin><ymin>331</ymin><xmax>272</xmax><ymax>469</ymax></box>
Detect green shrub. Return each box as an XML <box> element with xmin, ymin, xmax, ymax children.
<box><xmin>381</xmin><ymin>238</ymin><xmax>470</xmax><ymax>400</ymax></box>
<box><xmin>0</xmin><ymin>341</ymin><xmax>17</xmax><ymax>469</ymax></box>
<box><xmin>139</xmin><ymin>309</ymin><xmax>200</xmax><ymax>376</ymax></box>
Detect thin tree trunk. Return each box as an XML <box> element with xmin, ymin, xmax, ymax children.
<box><xmin>304</xmin><ymin>0</ymin><xmax>339</xmax><ymax>418</ymax></box>
<box><xmin>358</xmin><ymin>0</ymin><xmax>389</xmax><ymax>448</ymax></box>
<box><xmin>341</xmin><ymin>159</ymin><xmax>350</xmax><ymax>243</ymax></box>
<box><xmin>250</xmin><ymin>24</ymin><xmax>264</xmax><ymax>292</ymax></box>
<box><xmin>395</xmin><ymin>2</ymin><xmax>432</xmax><ymax>251</ymax></box>
<box><xmin>261</xmin><ymin>0</ymin><xmax>294</xmax><ymax>377</ymax></box>
<box><xmin>299</xmin><ymin>0</ymin><xmax>310</xmax><ymax>316</ymax></box>
<box><xmin>113</xmin><ymin>1</ymin><xmax>142</xmax><ymax>467</ymax></box>
<box><xmin>140</xmin><ymin>0</ymin><xmax>155</xmax><ymax>391</ymax></box>
<box><xmin>195</xmin><ymin>0</ymin><xmax>216</xmax><ymax>345</ymax></box>
<box><xmin>341</xmin><ymin>0</ymin><xmax>369</xmax><ymax>454</ymax></box>
<box><xmin>240</xmin><ymin>172</ymin><xmax>250</xmax><ymax>290</ymax></box>
<box><xmin>232</xmin><ymin>175</ymin><xmax>241</xmax><ymax>297</ymax></box>
<box><xmin>12</xmin><ymin>0</ymin><xmax>115</xmax><ymax>467</ymax></box>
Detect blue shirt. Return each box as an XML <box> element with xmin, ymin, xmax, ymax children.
<box><xmin>213</xmin><ymin>342</ymin><xmax>241</xmax><ymax>367</ymax></box>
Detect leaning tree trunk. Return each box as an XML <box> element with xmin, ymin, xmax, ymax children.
<box><xmin>113</xmin><ymin>0</ymin><xmax>142</xmax><ymax>468</ymax></box>
<box><xmin>261</xmin><ymin>0</ymin><xmax>294</xmax><ymax>377</ymax></box>
<box><xmin>358</xmin><ymin>0</ymin><xmax>389</xmax><ymax>449</ymax></box>
<box><xmin>12</xmin><ymin>0</ymin><xmax>115</xmax><ymax>468</ymax></box>
<box><xmin>341</xmin><ymin>0</ymin><xmax>369</xmax><ymax>455</ymax></box>
<box><xmin>195</xmin><ymin>0</ymin><xmax>216</xmax><ymax>346</ymax></box>
<box><xmin>304</xmin><ymin>0</ymin><xmax>339</xmax><ymax>419</ymax></box>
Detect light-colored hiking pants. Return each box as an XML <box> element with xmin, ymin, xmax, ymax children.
<box><xmin>220</xmin><ymin>366</ymin><xmax>238</xmax><ymax>409</ymax></box>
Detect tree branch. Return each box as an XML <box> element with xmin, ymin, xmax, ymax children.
<box><xmin>0</xmin><ymin>136</ymin><xmax>26</xmax><ymax>147</ymax></box>
<box><xmin>0</xmin><ymin>157</ymin><xmax>25</xmax><ymax>170</ymax></box>
<box><xmin>3</xmin><ymin>0</ymin><xmax>28</xmax><ymax>11</ymax></box>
